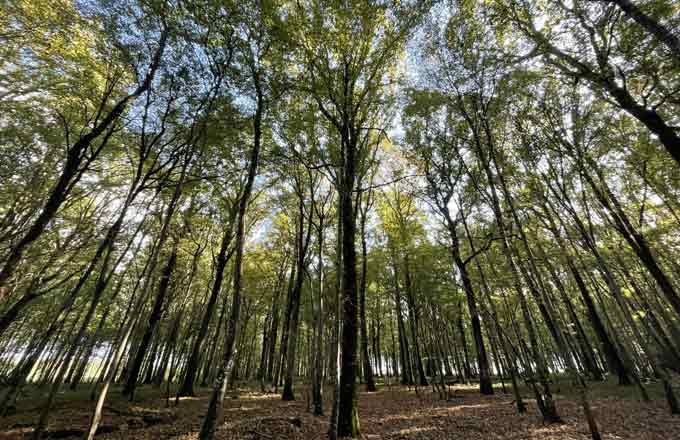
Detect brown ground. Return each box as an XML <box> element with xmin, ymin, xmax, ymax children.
<box><xmin>1</xmin><ymin>382</ymin><xmax>679</xmax><ymax>439</ymax></box>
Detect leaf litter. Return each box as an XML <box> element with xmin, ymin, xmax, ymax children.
<box><xmin>1</xmin><ymin>383</ymin><xmax>678</xmax><ymax>439</ymax></box>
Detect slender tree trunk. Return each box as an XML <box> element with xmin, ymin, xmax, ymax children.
<box><xmin>448</xmin><ymin>216</ymin><xmax>493</xmax><ymax>394</ymax></box>
<box><xmin>265</xmin><ymin>261</ymin><xmax>286</xmax><ymax>382</ymax></box>
<box><xmin>465</xmin><ymin>110</ymin><xmax>561</xmax><ymax>423</ymax></box>
<box><xmin>0</xmin><ymin>31</ymin><xmax>168</xmax><ymax>293</ymax></box>
<box><xmin>198</xmin><ymin>85</ymin><xmax>263</xmax><ymax>440</ymax></box>
<box><xmin>200</xmin><ymin>284</ymin><xmax>231</xmax><ymax>387</ymax></box>
<box><xmin>68</xmin><ymin>234</ymin><xmax>144</xmax><ymax>391</ymax></box>
<box><xmin>122</xmin><ymin>236</ymin><xmax>179</xmax><ymax>400</ymax></box>
<box><xmin>312</xmin><ymin>216</ymin><xmax>325</xmax><ymax>415</ymax></box>
<box><xmin>403</xmin><ymin>255</ymin><xmax>428</xmax><ymax>387</ymax></box>
<box><xmin>155</xmin><ymin>304</ymin><xmax>183</xmax><ymax>387</ymax></box>
<box><xmin>359</xmin><ymin>197</ymin><xmax>376</xmax><ymax>392</ymax></box>
<box><xmin>543</xmin><ymin>189</ymin><xmax>636</xmax><ymax>385</ymax></box>
<box><xmin>179</xmin><ymin>225</ymin><xmax>234</xmax><ymax>396</ymax></box>
<box><xmin>283</xmin><ymin>194</ymin><xmax>312</xmax><ymax>401</ymax></box>
<box><xmin>393</xmin><ymin>265</ymin><xmax>413</xmax><ymax>386</ymax></box>
<box><xmin>456</xmin><ymin>301</ymin><xmax>472</xmax><ymax>382</ymax></box>
<box><xmin>83</xmin><ymin>228</ymin><xmax>168</xmax><ymax>439</ymax></box>
<box><xmin>524</xmin><ymin>25</ymin><xmax>680</xmax><ymax>166</ymax></box>
<box><xmin>580</xmin><ymin>157</ymin><xmax>680</xmax><ymax>321</ymax></box>
<box><xmin>276</xmin><ymin>265</ymin><xmax>297</xmax><ymax>389</ymax></box>
<box><xmin>327</xmin><ymin>211</ymin><xmax>342</xmax><ymax>440</ymax></box>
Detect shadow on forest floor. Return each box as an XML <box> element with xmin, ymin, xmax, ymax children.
<box><xmin>1</xmin><ymin>380</ymin><xmax>678</xmax><ymax>439</ymax></box>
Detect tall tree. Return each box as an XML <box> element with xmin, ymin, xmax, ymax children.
<box><xmin>292</xmin><ymin>1</ymin><xmax>427</xmax><ymax>435</ymax></box>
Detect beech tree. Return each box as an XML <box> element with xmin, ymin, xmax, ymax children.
<box><xmin>1</xmin><ymin>1</ymin><xmax>680</xmax><ymax>440</ymax></box>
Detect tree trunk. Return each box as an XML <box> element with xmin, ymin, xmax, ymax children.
<box><xmin>312</xmin><ymin>216</ymin><xmax>325</xmax><ymax>415</ymax></box>
<box><xmin>359</xmin><ymin>197</ymin><xmax>376</xmax><ymax>392</ymax></box>
<box><xmin>266</xmin><ymin>261</ymin><xmax>286</xmax><ymax>382</ymax></box>
<box><xmin>393</xmin><ymin>264</ymin><xmax>413</xmax><ymax>386</ymax></box>
<box><xmin>283</xmin><ymin>194</ymin><xmax>312</xmax><ymax>401</ymax></box>
<box><xmin>0</xmin><ymin>31</ymin><xmax>168</xmax><ymax>293</ymax></box>
<box><xmin>179</xmin><ymin>226</ymin><xmax>234</xmax><ymax>397</ymax></box>
<box><xmin>122</xmin><ymin>237</ymin><xmax>179</xmax><ymax>400</ymax></box>
<box><xmin>336</xmin><ymin>129</ymin><xmax>360</xmax><ymax>438</ymax></box>
<box><xmin>198</xmin><ymin>84</ymin><xmax>263</xmax><ymax>440</ymax></box>
<box><xmin>403</xmin><ymin>255</ymin><xmax>428</xmax><ymax>387</ymax></box>
<box><xmin>607</xmin><ymin>0</ymin><xmax>680</xmax><ymax>62</ymax></box>
<box><xmin>466</xmin><ymin>108</ymin><xmax>561</xmax><ymax>423</ymax></box>
<box><xmin>327</xmin><ymin>209</ymin><xmax>342</xmax><ymax>440</ymax></box>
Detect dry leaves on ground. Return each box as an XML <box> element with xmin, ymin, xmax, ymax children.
<box><xmin>1</xmin><ymin>384</ymin><xmax>678</xmax><ymax>439</ymax></box>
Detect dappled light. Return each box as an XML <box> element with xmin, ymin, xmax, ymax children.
<box><xmin>1</xmin><ymin>0</ymin><xmax>680</xmax><ymax>439</ymax></box>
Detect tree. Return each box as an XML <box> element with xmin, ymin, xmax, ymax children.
<box><xmin>0</xmin><ymin>0</ymin><xmax>168</xmax><ymax>293</ymax></box>
<box><xmin>291</xmin><ymin>1</ymin><xmax>428</xmax><ymax>435</ymax></box>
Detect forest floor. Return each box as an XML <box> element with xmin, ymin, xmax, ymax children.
<box><xmin>1</xmin><ymin>379</ymin><xmax>679</xmax><ymax>439</ymax></box>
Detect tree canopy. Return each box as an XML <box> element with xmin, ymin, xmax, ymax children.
<box><xmin>1</xmin><ymin>0</ymin><xmax>680</xmax><ymax>439</ymax></box>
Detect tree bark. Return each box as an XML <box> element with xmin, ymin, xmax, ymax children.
<box><xmin>198</xmin><ymin>82</ymin><xmax>263</xmax><ymax>440</ymax></box>
<box><xmin>336</xmin><ymin>127</ymin><xmax>360</xmax><ymax>438</ymax></box>
<box><xmin>283</xmin><ymin>193</ymin><xmax>312</xmax><ymax>400</ymax></box>
<box><xmin>179</xmin><ymin>225</ymin><xmax>234</xmax><ymax>397</ymax></box>
<box><xmin>122</xmin><ymin>237</ymin><xmax>179</xmax><ymax>400</ymax></box>
<box><xmin>359</xmin><ymin>194</ymin><xmax>376</xmax><ymax>392</ymax></box>
<box><xmin>402</xmin><ymin>255</ymin><xmax>428</xmax><ymax>387</ymax></box>
<box><xmin>265</xmin><ymin>258</ymin><xmax>287</xmax><ymax>382</ymax></box>
<box><xmin>312</xmin><ymin>212</ymin><xmax>326</xmax><ymax>415</ymax></box>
